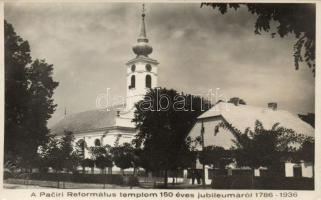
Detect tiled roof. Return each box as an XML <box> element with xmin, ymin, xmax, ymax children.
<box><xmin>198</xmin><ymin>102</ymin><xmax>314</xmax><ymax>137</ymax></box>
<box><xmin>50</xmin><ymin>105</ymin><xmax>125</xmax><ymax>135</ymax></box>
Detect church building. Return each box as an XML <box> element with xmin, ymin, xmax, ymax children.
<box><xmin>50</xmin><ymin>6</ymin><xmax>158</xmax><ymax>172</ymax></box>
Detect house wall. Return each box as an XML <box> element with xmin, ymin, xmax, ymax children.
<box><xmin>189</xmin><ymin>116</ymin><xmax>236</xmax><ymax>150</ymax></box>
<box><xmin>189</xmin><ymin>117</ymin><xmax>315</xmax><ymax>179</ymax></box>
<box><xmin>285</xmin><ymin>162</ymin><xmax>313</xmax><ymax>178</ymax></box>
<box><xmin>301</xmin><ymin>162</ymin><xmax>313</xmax><ymax>178</ymax></box>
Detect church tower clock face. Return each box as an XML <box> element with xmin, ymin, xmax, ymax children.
<box><xmin>125</xmin><ymin>4</ymin><xmax>159</xmax><ymax>110</ymax></box>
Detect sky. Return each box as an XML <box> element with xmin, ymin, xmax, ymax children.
<box><xmin>5</xmin><ymin>3</ymin><xmax>315</xmax><ymax>127</ymax></box>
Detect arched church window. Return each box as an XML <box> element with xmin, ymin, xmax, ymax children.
<box><xmin>94</xmin><ymin>139</ymin><xmax>101</xmax><ymax>147</ymax></box>
<box><xmin>131</xmin><ymin>75</ymin><xmax>135</xmax><ymax>89</ymax></box>
<box><xmin>145</xmin><ymin>64</ymin><xmax>151</xmax><ymax>72</ymax></box>
<box><xmin>145</xmin><ymin>75</ymin><xmax>151</xmax><ymax>88</ymax></box>
<box><xmin>131</xmin><ymin>64</ymin><xmax>136</xmax><ymax>72</ymax></box>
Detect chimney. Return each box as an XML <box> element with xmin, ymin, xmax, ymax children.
<box><xmin>234</xmin><ymin>100</ymin><xmax>239</xmax><ymax>106</ymax></box>
<box><xmin>268</xmin><ymin>102</ymin><xmax>277</xmax><ymax>111</ymax></box>
<box><xmin>117</xmin><ymin>110</ymin><xmax>120</xmax><ymax>117</ymax></box>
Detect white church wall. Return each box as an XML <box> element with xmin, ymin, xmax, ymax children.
<box><xmin>101</xmin><ymin>133</ymin><xmax>133</xmax><ymax>147</ymax></box>
<box><xmin>74</xmin><ymin>132</ymin><xmax>104</xmax><ymax>158</ymax></box>
<box><xmin>71</xmin><ymin>129</ymin><xmax>137</xmax><ymax>174</ymax></box>
<box><xmin>115</xmin><ymin>116</ymin><xmax>135</xmax><ymax>128</ymax></box>
<box><xmin>73</xmin><ymin>129</ymin><xmax>135</xmax><ymax>160</ymax></box>
<box><xmin>126</xmin><ymin>60</ymin><xmax>158</xmax><ymax>110</ymax></box>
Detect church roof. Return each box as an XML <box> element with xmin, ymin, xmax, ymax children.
<box><xmin>198</xmin><ymin>102</ymin><xmax>314</xmax><ymax>137</ymax></box>
<box><xmin>50</xmin><ymin>105</ymin><xmax>129</xmax><ymax>135</ymax></box>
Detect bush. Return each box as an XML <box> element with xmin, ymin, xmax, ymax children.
<box><xmin>3</xmin><ymin>171</ymin><xmax>13</xmax><ymax>180</ymax></box>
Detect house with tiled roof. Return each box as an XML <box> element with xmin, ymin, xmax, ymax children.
<box><xmin>188</xmin><ymin>101</ymin><xmax>314</xmax><ymax>184</ymax></box>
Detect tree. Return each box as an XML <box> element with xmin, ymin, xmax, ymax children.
<box><xmin>89</xmin><ymin>145</ymin><xmax>113</xmax><ymax>174</ymax></box>
<box><xmin>59</xmin><ymin>130</ymin><xmax>82</xmax><ymax>173</ymax></box>
<box><xmin>5</xmin><ymin>20</ymin><xmax>32</xmax><ymax>163</ymax></box>
<box><xmin>38</xmin><ymin>134</ymin><xmax>63</xmax><ymax>172</ymax></box>
<box><xmin>95</xmin><ymin>156</ymin><xmax>113</xmax><ymax>174</ymax></box>
<box><xmin>216</xmin><ymin>120</ymin><xmax>307</xmax><ymax>186</ymax></box>
<box><xmin>25</xmin><ymin>59</ymin><xmax>59</xmax><ymax>142</ymax></box>
<box><xmin>74</xmin><ymin>139</ymin><xmax>86</xmax><ymax>173</ymax></box>
<box><xmin>295</xmin><ymin>137</ymin><xmax>314</xmax><ymax>164</ymax></box>
<box><xmin>201</xmin><ymin>3</ymin><xmax>315</xmax><ymax>75</ymax></box>
<box><xmin>199</xmin><ymin>146</ymin><xmax>233</xmax><ymax>170</ymax></box>
<box><xmin>82</xmin><ymin>158</ymin><xmax>95</xmax><ymax>174</ymax></box>
<box><xmin>5</xmin><ymin>20</ymin><xmax>59</xmax><ymax>167</ymax></box>
<box><xmin>110</xmin><ymin>143</ymin><xmax>135</xmax><ymax>174</ymax></box>
<box><xmin>133</xmin><ymin>88</ymin><xmax>211</xmax><ymax>187</ymax></box>
<box><xmin>60</xmin><ymin>131</ymin><xmax>75</xmax><ymax>171</ymax></box>
<box><xmin>38</xmin><ymin>131</ymin><xmax>82</xmax><ymax>173</ymax></box>
<box><xmin>175</xmin><ymin>136</ymin><xmax>198</xmax><ymax>170</ymax></box>
<box><xmin>298</xmin><ymin>113</ymin><xmax>315</xmax><ymax>128</ymax></box>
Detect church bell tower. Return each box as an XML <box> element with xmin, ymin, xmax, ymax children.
<box><xmin>125</xmin><ymin>4</ymin><xmax>159</xmax><ymax>110</ymax></box>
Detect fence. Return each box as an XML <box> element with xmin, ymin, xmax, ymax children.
<box><xmin>5</xmin><ymin>173</ymin><xmax>139</xmax><ymax>188</ymax></box>
<box><xmin>211</xmin><ymin>175</ymin><xmax>314</xmax><ymax>190</ymax></box>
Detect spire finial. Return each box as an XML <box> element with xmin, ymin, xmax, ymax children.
<box><xmin>142</xmin><ymin>3</ymin><xmax>145</xmax><ymax>17</ymax></box>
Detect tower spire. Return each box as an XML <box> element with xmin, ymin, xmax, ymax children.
<box><xmin>132</xmin><ymin>3</ymin><xmax>153</xmax><ymax>57</ymax></box>
<box><xmin>138</xmin><ymin>4</ymin><xmax>148</xmax><ymax>42</ymax></box>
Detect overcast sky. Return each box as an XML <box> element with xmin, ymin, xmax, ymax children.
<box><xmin>5</xmin><ymin>3</ymin><xmax>315</xmax><ymax>127</ymax></box>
